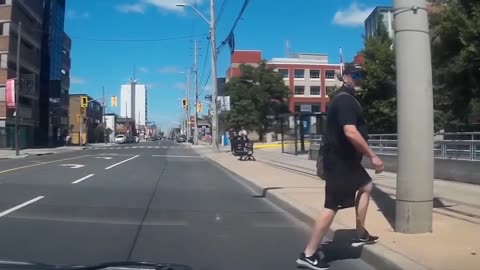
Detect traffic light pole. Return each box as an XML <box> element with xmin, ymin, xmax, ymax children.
<box><xmin>14</xmin><ymin>22</ymin><xmax>22</xmax><ymax>156</ymax></box>
<box><xmin>193</xmin><ymin>40</ymin><xmax>199</xmax><ymax>145</ymax></box>
<box><xmin>103</xmin><ymin>86</ymin><xmax>107</xmax><ymax>144</ymax></box>
<box><xmin>79</xmin><ymin>112</ymin><xmax>83</xmax><ymax>146</ymax></box>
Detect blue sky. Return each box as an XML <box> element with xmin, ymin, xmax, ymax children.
<box><xmin>65</xmin><ymin>0</ymin><xmax>391</xmax><ymax>130</ymax></box>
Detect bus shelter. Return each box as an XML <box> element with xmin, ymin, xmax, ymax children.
<box><xmin>279</xmin><ymin>112</ymin><xmax>327</xmax><ymax>156</ymax></box>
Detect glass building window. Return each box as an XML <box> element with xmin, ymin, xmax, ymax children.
<box><xmin>277</xmin><ymin>69</ymin><xmax>288</xmax><ymax>78</ymax></box>
<box><xmin>0</xmin><ymin>54</ymin><xmax>7</xmax><ymax>69</ymax></box>
<box><xmin>325</xmin><ymin>70</ymin><xmax>336</xmax><ymax>79</ymax></box>
<box><xmin>310</xmin><ymin>70</ymin><xmax>320</xmax><ymax>79</ymax></box>
<box><xmin>294</xmin><ymin>86</ymin><xmax>305</xmax><ymax>95</ymax></box>
<box><xmin>310</xmin><ymin>86</ymin><xmax>321</xmax><ymax>96</ymax></box>
<box><xmin>294</xmin><ymin>69</ymin><xmax>305</xmax><ymax>79</ymax></box>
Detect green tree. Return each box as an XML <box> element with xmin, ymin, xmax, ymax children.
<box><xmin>430</xmin><ymin>0</ymin><xmax>480</xmax><ymax>131</ymax></box>
<box><xmin>357</xmin><ymin>22</ymin><xmax>397</xmax><ymax>133</ymax></box>
<box><xmin>222</xmin><ymin>62</ymin><xmax>290</xmax><ymax>141</ymax></box>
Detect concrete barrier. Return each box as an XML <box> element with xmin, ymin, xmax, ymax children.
<box><xmin>309</xmin><ymin>149</ymin><xmax>480</xmax><ymax>185</ymax></box>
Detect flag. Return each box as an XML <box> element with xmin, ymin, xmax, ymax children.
<box><xmin>227</xmin><ymin>32</ymin><xmax>235</xmax><ymax>55</ymax></box>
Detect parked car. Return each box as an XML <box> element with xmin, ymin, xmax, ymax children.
<box><xmin>176</xmin><ymin>135</ymin><xmax>187</xmax><ymax>143</ymax></box>
<box><xmin>115</xmin><ymin>134</ymin><xmax>126</xmax><ymax>144</ymax></box>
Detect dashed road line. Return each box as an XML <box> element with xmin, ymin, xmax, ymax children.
<box><xmin>72</xmin><ymin>174</ymin><xmax>95</xmax><ymax>184</ymax></box>
<box><xmin>0</xmin><ymin>196</ymin><xmax>45</xmax><ymax>218</ymax></box>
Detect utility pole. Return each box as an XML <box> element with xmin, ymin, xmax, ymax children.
<box><xmin>394</xmin><ymin>0</ymin><xmax>434</xmax><ymax>233</ymax></box>
<box><xmin>193</xmin><ymin>40</ymin><xmax>199</xmax><ymax>145</ymax></box>
<box><xmin>209</xmin><ymin>0</ymin><xmax>219</xmax><ymax>152</ymax></box>
<box><xmin>14</xmin><ymin>22</ymin><xmax>22</xmax><ymax>156</ymax></box>
<box><xmin>186</xmin><ymin>68</ymin><xmax>191</xmax><ymax>138</ymax></box>
<box><xmin>103</xmin><ymin>86</ymin><xmax>107</xmax><ymax>144</ymax></box>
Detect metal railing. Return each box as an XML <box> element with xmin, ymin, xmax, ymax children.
<box><xmin>309</xmin><ymin>134</ymin><xmax>480</xmax><ymax>161</ymax></box>
<box><xmin>369</xmin><ymin>139</ymin><xmax>480</xmax><ymax>161</ymax></box>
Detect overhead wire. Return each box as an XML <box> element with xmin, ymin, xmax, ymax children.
<box><xmin>70</xmin><ymin>33</ymin><xmax>208</xmax><ymax>42</ymax></box>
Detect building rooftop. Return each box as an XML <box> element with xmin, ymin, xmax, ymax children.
<box><xmin>268</xmin><ymin>52</ymin><xmax>332</xmax><ymax>64</ymax></box>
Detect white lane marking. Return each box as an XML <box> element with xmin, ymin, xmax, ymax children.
<box><xmin>133</xmin><ymin>146</ymin><xmax>138</xmax><ymax>149</ymax></box>
<box><xmin>95</xmin><ymin>157</ymin><xmax>113</xmax><ymax>160</ymax></box>
<box><xmin>0</xmin><ymin>196</ymin><xmax>45</xmax><ymax>218</ymax></box>
<box><xmin>105</xmin><ymin>155</ymin><xmax>140</xmax><ymax>170</ymax></box>
<box><xmin>59</xmin><ymin>164</ymin><xmax>85</xmax><ymax>169</ymax></box>
<box><xmin>148</xmin><ymin>146</ymin><xmax>152</xmax><ymax>149</ymax></box>
<box><xmin>72</xmin><ymin>174</ymin><xmax>95</xmax><ymax>184</ymax></box>
<box><xmin>152</xmin><ymin>155</ymin><xmax>202</xmax><ymax>158</ymax></box>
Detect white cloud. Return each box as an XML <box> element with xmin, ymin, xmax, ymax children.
<box><xmin>138</xmin><ymin>67</ymin><xmax>149</xmax><ymax>73</ymax></box>
<box><xmin>146</xmin><ymin>83</ymin><xmax>160</xmax><ymax>89</ymax></box>
<box><xmin>116</xmin><ymin>3</ymin><xmax>147</xmax><ymax>13</ymax></box>
<box><xmin>333</xmin><ymin>3</ymin><xmax>373</xmax><ymax>27</ymax></box>
<box><xmin>67</xmin><ymin>10</ymin><xmax>90</xmax><ymax>19</ymax></box>
<box><xmin>144</xmin><ymin>0</ymin><xmax>202</xmax><ymax>11</ymax></box>
<box><xmin>158</xmin><ymin>66</ymin><xmax>180</xmax><ymax>73</ymax></box>
<box><xmin>117</xmin><ymin>0</ymin><xmax>203</xmax><ymax>14</ymax></box>
<box><xmin>174</xmin><ymin>82</ymin><xmax>186</xmax><ymax>90</ymax></box>
<box><xmin>71</xmin><ymin>76</ymin><xmax>86</xmax><ymax>84</ymax></box>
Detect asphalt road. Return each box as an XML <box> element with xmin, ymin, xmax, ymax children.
<box><xmin>0</xmin><ymin>140</ymin><xmax>376</xmax><ymax>270</ymax></box>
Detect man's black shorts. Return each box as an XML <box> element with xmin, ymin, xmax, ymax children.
<box><xmin>323</xmin><ymin>157</ymin><xmax>372</xmax><ymax>210</ymax></box>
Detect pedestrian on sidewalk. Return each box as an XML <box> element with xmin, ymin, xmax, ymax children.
<box><xmin>296</xmin><ymin>67</ymin><xmax>384</xmax><ymax>270</ymax></box>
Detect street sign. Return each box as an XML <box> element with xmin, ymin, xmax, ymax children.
<box><xmin>217</xmin><ymin>96</ymin><xmax>230</xmax><ymax>112</ymax></box>
<box><xmin>300</xmin><ymin>104</ymin><xmax>312</xmax><ymax>112</ymax></box>
<box><xmin>59</xmin><ymin>164</ymin><xmax>85</xmax><ymax>169</ymax></box>
<box><xmin>22</xmin><ymin>74</ymin><xmax>35</xmax><ymax>95</ymax></box>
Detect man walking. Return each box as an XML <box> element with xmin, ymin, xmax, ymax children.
<box><xmin>296</xmin><ymin>68</ymin><xmax>384</xmax><ymax>270</ymax></box>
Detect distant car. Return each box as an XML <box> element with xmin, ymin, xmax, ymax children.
<box><xmin>176</xmin><ymin>135</ymin><xmax>187</xmax><ymax>143</ymax></box>
<box><xmin>115</xmin><ymin>134</ymin><xmax>126</xmax><ymax>144</ymax></box>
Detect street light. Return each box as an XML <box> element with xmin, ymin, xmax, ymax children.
<box><xmin>175</xmin><ymin>3</ymin><xmax>209</xmax><ymax>24</ymax></box>
<box><xmin>177</xmin><ymin>1</ymin><xmax>219</xmax><ymax>152</ymax></box>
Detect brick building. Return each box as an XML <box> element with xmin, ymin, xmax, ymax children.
<box><xmin>68</xmin><ymin>94</ymin><xmax>102</xmax><ymax>145</ymax></box>
<box><xmin>226</xmin><ymin>50</ymin><xmax>343</xmax><ymax>113</ymax></box>
<box><xmin>0</xmin><ymin>0</ymin><xmax>44</xmax><ymax>148</ymax></box>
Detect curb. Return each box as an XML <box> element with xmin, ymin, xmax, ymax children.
<box><xmin>205</xmin><ymin>155</ymin><xmax>429</xmax><ymax>270</ymax></box>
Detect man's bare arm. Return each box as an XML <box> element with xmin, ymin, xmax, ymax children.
<box><xmin>343</xmin><ymin>125</ymin><xmax>376</xmax><ymax>158</ymax></box>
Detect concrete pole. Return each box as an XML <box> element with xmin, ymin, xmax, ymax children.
<box><xmin>210</xmin><ymin>0</ymin><xmax>219</xmax><ymax>152</ymax></box>
<box><xmin>186</xmin><ymin>68</ymin><xmax>191</xmax><ymax>139</ymax></box>
<box><xmin>193</xmin><ymin>40</ymin><xmax>199</xmax><ymax>145</ymax></box>
<box><xmin>394</xmin><ymin>0</ymin><xmax>434</xmax><ymax>233</ymax></box>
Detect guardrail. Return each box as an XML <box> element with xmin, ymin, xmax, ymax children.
<box><xmin>308</xmin><ymin>137</ymin><xmax>480</xmax><ymax>161</ymax></box>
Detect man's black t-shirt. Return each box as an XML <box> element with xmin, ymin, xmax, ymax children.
<box><xmin>324</xmin><ymin>86</ymin><xmax>368</xmax><ymax>163</ymax></box>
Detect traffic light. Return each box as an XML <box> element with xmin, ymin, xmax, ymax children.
<box><xmin>181</xmin><ymin>99</ymin><xmax>187</xmax><ymax>110</ymax></box>
<box><xmin>196</xmin><ymin>101</ymin><xmax>202</xmax><ymax>113</ymax></box>
<box><xmin>80</xmin><ymin>96</ymin><xmax>88</xmax><ymax>108</ymax></box>
<box><xmin>111</xmin><ymin>96</ymin><xmax>118</xmax><ymax>107</ymax></box>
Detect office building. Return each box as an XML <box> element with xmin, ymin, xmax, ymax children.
<box><xmin>40</xmin><ymin>0</ymin><xmax>69</xmax><ymax>147</ymax></box>
<box><xmin>0</xmin><ymin>0</ymin><xmax>44</xmax><ymax>148</ymax></box>
<box><xmin>364</xmin><ymin>6</ymin><xmax>394</xmax><ymax>39</ymax></box>
<box><xmin>68</xmin><ymin>94</ymin><xmax>102</xmax><ymax>145</ymax></box>
<box><xmin>226</xmin><ymin>50</ymin><xmax>342</xmax><ymax>113</ymax></box>
<box><xmin>104</xmin><ymin>113</ymin><xmax>117</xmax><ymax>143</ymax></box>
<box><xmin>120</xmin><ymin>80</ymin><xmax>147</xmax><ymax>127</ymax></box>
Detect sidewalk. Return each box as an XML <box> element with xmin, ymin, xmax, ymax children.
<box><xmin>0</xmin><ymin>146</ymin><xmax>86</xmax><ymax>159</ymax></box>
<box><xmin>202</xmin><ymin>148</ymin><xmax>480</xmax><ymax>270</ymax></box>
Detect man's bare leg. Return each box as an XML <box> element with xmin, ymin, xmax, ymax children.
<box><xmin>355</xmin><ymin>182</ymin><xmax>374</xmax><ymax>237</ymax></box>
<box><xmin>304</xmin><ymin>208</ymin><xmax>337</xmax><ymax>256</ymax></box>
